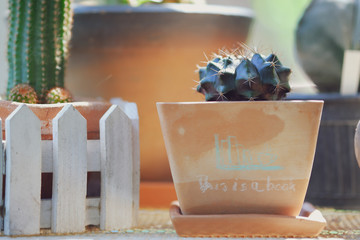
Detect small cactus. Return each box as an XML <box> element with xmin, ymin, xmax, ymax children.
<box><xmin>8</xmin><ymin>84</ymin><xmax>38</xmax><ymax>104</ymax></box>
<box><xmin>46</xmin><ymin>87</ymin><xmax>73</xmax><ymax>104</ymax></box>
<box><xmin>196</xmin><ymin>49</ymin><xmax>291</xmax><ymax>101</ymax></box>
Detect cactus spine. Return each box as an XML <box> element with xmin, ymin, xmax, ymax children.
<box><xmin>7</xmin><ymin>0</ymin><xmax>73</xmax><ymax>103</ymax></box>
<box><xmin>196</xmin><ymin>49</ymin><xmax>291</xmax><ymax>101</ymax></box>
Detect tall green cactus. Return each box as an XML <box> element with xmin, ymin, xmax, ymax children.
<box><xmin>7</xmin><ymin>0</ymin><xmax>73</xmax><ymax>103</ymax></box>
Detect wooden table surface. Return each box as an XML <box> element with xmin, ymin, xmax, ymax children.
<box><xmin>0</xmin><ymin>207</ymin><xmax>359</xmax><ymax>239</ymax></box>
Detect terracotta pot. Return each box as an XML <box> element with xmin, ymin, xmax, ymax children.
<box><xmin>0</xmin><ymin>100</ymin><xmax>112</xmax><ymax>140</ymax></box>
<box><xmin>66</xmin><ymin>4</ymin><xmax>254</xmax><ymax>181</ymax></box>
<box><xmin>157</xmin><ymin>101</ymin><xmax>323</xmax><ymax>216</ymax></box>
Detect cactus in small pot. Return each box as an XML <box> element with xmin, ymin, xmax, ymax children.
<box><xmin>196</xmin><ymin>49</ymin><xmax>291</xmax><ymax>101</ymax></box>
<box><xmin>157</xmin><ymin>46</ymin><xmax>325</xmax><ymax>230</ymax></box>
<box><xmin>7</xmin><ymin>0</ymin><xmax>73</xmax><ymax>104</ymax></box>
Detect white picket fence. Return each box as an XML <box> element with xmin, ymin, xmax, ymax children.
<box><xmin>0</xmin><ymin>100</ymin><xmax>139</xmax><ymax>236</ymax></box>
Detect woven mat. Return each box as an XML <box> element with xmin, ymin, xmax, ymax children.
<box><xmin>36</xmin><ymin>208</ymin><xmax>360</xmax><ymax>239</ymax></box>
<box><xmin>318</xmin><ymin>208</ymin><xmax>360</xmax><ymax>238</ymax></box>
<box><xmin>135</xmin><ymin>208</ymin><xmax>360</xmax><ymax>238</ymax></box>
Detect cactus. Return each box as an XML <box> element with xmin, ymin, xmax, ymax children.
<box><xmin>46</xmin><ymin>87</ymin><xmax>73</xmax><ymax>103</ymax></box>
<box><xmin>196</xmin><ymin>50</ymin><xmax>291</xmax><ymax>101</ymax></box>
<box><xmin>8</xmin><ymin>84</ymin><xmax>38</xmax><ymax>104</ymax></box>
<box><xmin>7</xmin><ymin>0</ymin><xmax>73</xmax><ymax>103</ymax></box>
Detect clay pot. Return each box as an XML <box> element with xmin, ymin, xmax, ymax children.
<box><xmin>157</xmin><ymin>101</ymin><xmax>323</xmax><ymax>216</ymax></box>
<box><xmin>67</xmin><ymin>4</ymin><xmax>254</xmax><ymax>181</ymax></box>
<box><xmin>0</xmin><ymin>100</ymin><xmax>112</xmax><ymax>140</ymax></box>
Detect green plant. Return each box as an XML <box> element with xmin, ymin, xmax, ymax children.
<box><xmin>196</xmin><ymin>49</ymin><xmax>291</xmax><ymax>101</ymax></box>
<box><xmin>296</xmin><ymin>0</ymin><xmax>359</xmax><ymax>92</ymax></box>
<box><xmin>46</xmin><ymin>87</ymin><xmax>73</xmax><ymax>103</ymax></box>
<box><xmin>8</xmin><ymin>84</ymin><xmax>37</xmax><ymax>104</ymax></box>
<box><xmin>7</xmin><ymin>0</ymin><xmax>73</xmax><ymax>103</ymax></box>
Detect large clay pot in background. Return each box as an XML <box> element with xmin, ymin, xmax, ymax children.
<box><xmin>157</xmin><ymin>101</ymin><xmax>323</xmax><ymax>215</ymax></box>
<box><xmin>66</xmin><ymin>4</ymin><xmax>254</xmax><ymax>181</ymax></box>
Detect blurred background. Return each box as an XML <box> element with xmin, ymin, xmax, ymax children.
<box><xmin>1</xmin><ymin>0</ymin><xmax>360</xmax><ymax>209</ymax></box>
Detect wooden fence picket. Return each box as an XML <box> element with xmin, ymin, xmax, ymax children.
<box><xmin>41</xmin><ymin>139</ymin><xmax>100</xmax><ymax>173</ymax></box>
<box><xmin>112</xmin><ymin>99</ymin><xmax>140</xmax><ymax>227</ymax></box>
<box><xmin>100</xmin><ymin>105</ymin><xmax>133</xmax><ymax>230</ymax></box>
<box><xmin>4</xmin><ymin>104</ymin><xmax>42</xmax><ymax>235</ymax></box>
<box><xmin>52</xmin><ymin>104</ymin><xmax>87</xmax><ymax>233</ymax></box>
<box><xmin>1</xmin><ymin>101</ymin><xmax>139</xmax><ymax>234</ymax></box>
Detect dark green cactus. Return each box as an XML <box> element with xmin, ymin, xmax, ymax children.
<box><xmin>196</xmin><ymin>51</ymin><xmax>291</xmax><ymax>101</ymax></box>
<box><xmin>7</xmin><ymin>0</ymin><xmax>73</xmax><ymax>103</ymax></box>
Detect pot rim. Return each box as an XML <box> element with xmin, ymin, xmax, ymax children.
<box><xmin>73</xmin><ymin>3</ymin><xmax>254</xmax><ymax>18</ymax></box>
<box><xmin>0</xmin><ymin>100</ymin><xmax>112</xmax><ymax>140</ymax></box>
<box><xmin>0</xmin><ymin>99</ymin><xmax>108</xmax><ymax>109</ymax></box>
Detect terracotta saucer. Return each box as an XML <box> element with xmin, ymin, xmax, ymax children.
<box><xmin>170</xmin><ymin>201</ymin><xmax>326</xmax><ymax>238</ymax></box>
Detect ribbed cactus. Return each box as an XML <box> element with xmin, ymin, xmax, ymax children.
<box><xmin>196</xmin><ymin>50</ymin><xmax>291</xmax><ymax>101</ymax></box>
<box><xmin>7</xmin><ymin>0</ymin><xmax>73</xmax><ymax>103</ymax></box>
